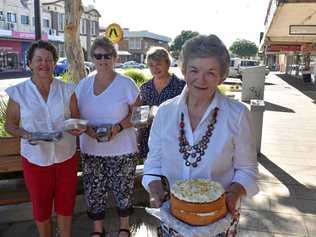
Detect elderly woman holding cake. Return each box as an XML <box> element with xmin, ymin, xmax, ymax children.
<box><xmin>142</xmin><ymin>34</ymin><xmax>258</xmax><ymax>225</ymax></box>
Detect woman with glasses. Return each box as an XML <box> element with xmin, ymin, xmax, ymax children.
<box><xmin>73</xmin><ymin>36</ymin><xmax>139</xmax><ymax>237</ymax></box>
<box><xmin>138</xmin><ymin>47</ymin><xmax>185</xmax><ymax>160</ymax></box>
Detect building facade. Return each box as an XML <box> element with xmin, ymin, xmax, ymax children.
<box><xmin>0</xmin><ymin>0</ymin><xmax>100</xmax><ymax>73</ymax></box>
<box><xmin>260</xmin><ymin>0</ymin><xmax>316</xmax><ymax>78</ymax></box>
<box><xmin>100</xmin><ymin>28</ymin><xmax>171</xmax><ymax>63</ymax></box>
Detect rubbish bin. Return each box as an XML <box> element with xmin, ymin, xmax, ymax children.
<box><xmin>302</xmin><ymin>70</ymin><xmax>312</xmax><ymax>83</ymax></box>
<box><xmin>241</xmin><ymin>66</ymin><xmax>265</xmax><ymax>102</ymax></box>
<box><xmin>250</xmin><ymin>99</ymin><xmax>265</xmax><ymax>154</ymax></box>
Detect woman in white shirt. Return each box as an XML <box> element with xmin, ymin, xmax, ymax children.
<box><xmin>5</xmin><ymin>41</ymin><xmax>82</xmax><ymax>237</ymax></box>
<box><xmin>74</xmin><ymin>36</ymin><xmax>139</xmax><ymax>237</ymax></box>
<box><xmin>142</xmin><ymin>35</ymin><xmax>258</xmax><ymax>224</ymax></box>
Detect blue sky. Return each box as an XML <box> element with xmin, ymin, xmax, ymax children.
<box><xmin>83</xmin><ymin>0</ymin><xmax>269</xmax><ymax>48</ymax></box>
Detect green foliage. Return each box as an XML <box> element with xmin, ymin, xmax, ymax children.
<box><xmin>170</xmin><ymin>30</ymin><xmax>200</xmax><ymax>59</ymax></box>
<box><xmin>229</xmin><ymin>39</ymin><xmax>258</xmax><ymax>58</ymax></box>
<box><xmin>123</xmin><ymin>69</ymin><xmax>149</xmax><ymax>86</ymax></box>
<box><xmin>0</xmin><ymin>97</ymin><xmax>10</xmax><ymax>137</ymax></box>
<box><xmin>59</xmin><ymin>72</ymin><xmax>77</xmax><ymax>83</ymax></box>
<box><xmin>217</xmin><ymin>85</ymin><xmax>227</xmax><ymax>95</ymax></box>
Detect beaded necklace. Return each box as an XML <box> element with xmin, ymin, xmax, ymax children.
<box><xmin>178</xmin><ymin>107</ymin><xmax>219</xmax><ymax>167</ymax></box>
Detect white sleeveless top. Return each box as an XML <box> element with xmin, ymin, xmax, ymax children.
<box><xmin>75</xmin><ymin>73</ymin><xmax>139</xmax><ymax>156</ymax></box>
<box><xmin>5</xmin><ymin>78</ymin><xmax>77</xmax><ymax>166</ymax></box>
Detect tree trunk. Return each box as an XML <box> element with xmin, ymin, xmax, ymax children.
<box><xmin>64</xmin><ymin>0</ymin><xmax>85</xmax><ymax>83</ymax></box>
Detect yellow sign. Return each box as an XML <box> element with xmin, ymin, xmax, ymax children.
<box><xmin>105</xmin><ymin>23</ymin><xmax>123</xmax><ymax>44</ymax></box>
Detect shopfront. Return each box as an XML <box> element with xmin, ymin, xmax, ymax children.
<box><xmin>0</xmin><ymin>40</ymin><xmax>21</xmax><ymax>72</ymax></box>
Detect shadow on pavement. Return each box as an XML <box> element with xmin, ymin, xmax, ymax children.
<box><xmin>264</xmin><ymin>101</ymin><xmax>295</xmax><ymax>113</ymax></box>
<box><xmin>258</xmin><ymin>153</ymin><xmax>316</xmax><ymax>215</ymax></box>
<box><xmin>277</xmin><ymin>74</ymin><xmax>316</xmax><ymax>102</ymax></box>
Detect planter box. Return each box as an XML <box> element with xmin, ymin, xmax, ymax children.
<box><xmin>0</xmin><ymin>137</ymin><xmax>21</xmax><ymax>173</ymax></box>
<box><xmin>0</xmin><ymin>137</ymin><xmax>20</xmax><ymax>157</ymax></box>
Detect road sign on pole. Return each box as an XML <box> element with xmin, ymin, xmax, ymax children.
<box><xmin>105</xmin><ymin>23</ymin><xmax>123</xmax><ymax>44</ymax></box>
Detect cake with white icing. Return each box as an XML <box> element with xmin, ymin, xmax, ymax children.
<box><xmin>170</xmin><ymin>179</ymin><xmax>227</xmax><ymax>226</ymax></box>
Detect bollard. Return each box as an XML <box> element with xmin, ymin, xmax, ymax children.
<box><xmin>250</xmin><ymin>99</ymin><xmax>265</xmax><ymax>154</ymax></box>
<box><xmin>241</xmin><ymin>66</ymin><xmax>265</xmax><ymax>102</ymax></box>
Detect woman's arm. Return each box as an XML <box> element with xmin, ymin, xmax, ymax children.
<box><xmin>68</xmin><ymin>93</ymin><xmax>85</xmax><ymax>136</ymax></box>
<box><xmin>4</xmin><ymin>99</ymin><xmax>30</xmax><ymax>139</ymax></box>
<box><xmin>111</xmin><ymin>95</ymin><xmax>142</xmax><ymax>137</ymax></box>
<box><xmin>226</xmin><ymin>107</ymin><xmax>258</xmax><ymax>217</ymax></box>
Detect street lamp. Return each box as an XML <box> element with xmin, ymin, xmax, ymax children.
<box><xmin>34</xmin><ymin>0</ymin><xmax>41</xmax><ymax>40</ymax></box>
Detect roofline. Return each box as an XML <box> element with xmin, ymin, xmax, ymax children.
<box><xmin>42</xmin><ymin>0</ymin><xmax>101</xmax><ymax>17</ymax></box>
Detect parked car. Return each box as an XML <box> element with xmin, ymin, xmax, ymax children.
<box><xmin>54</xmin><ymin>57</ymin><xmax>68</xmax><ymax>76</ymax></box>
<box><xmin>122</xmin><ymin>61</ymin><xmax>146</xmax><ymax>69</ymax></box>
<box><xmin>84</xmin><ymin>61</ymin><xmax>95</xmax><ymax>74</ymax></box>
<box><xmin>228</xmin><ymin>57</ymin><xmax>241</xmax><ymax>77</ymax></box>
<box><xmin>237</xmin><ymin>59</ymin><xmax>258</xmax><ymax>77</ymax></box>
<box><xmin>54</xmin><ymin>58</ymin><xmax>93</xmax><ymax>76</ymax></box>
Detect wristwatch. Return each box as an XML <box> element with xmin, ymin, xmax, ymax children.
<box><xmin>22</xmin><ymin>132</ymin><xmax>32</xmax><ymax>140</ymax></box>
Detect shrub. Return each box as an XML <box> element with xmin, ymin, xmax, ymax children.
<box><xmin>123</xmin><ymin>69</ymin><xmax>149</xmax><ymax>86</ymax></box>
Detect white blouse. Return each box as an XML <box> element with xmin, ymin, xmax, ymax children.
<box><xmin>5</xmin><ymin>78</ymin><xmax>77</xmax><ymax>166</ymax></box>
<box><xmin>75</xmin><ymin>73</ymin><xmax>139</xmax><ymax>156</ymax></box>
<box><xmin>142</xmin><ymin>87</ymin><xmax>258</xmax><ymax>197</ymax></box>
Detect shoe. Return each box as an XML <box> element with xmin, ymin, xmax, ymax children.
<box><xmin>90</xmin><ymin>228</ymin><xmax>105</xmax><ymax>237</ymax></box>
<box><xmin>118</xmin><ymin>228</ymin><xmax>131</xmax><ymax>237</ymax></box>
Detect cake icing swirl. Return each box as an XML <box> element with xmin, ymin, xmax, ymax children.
<box><xmin>171</xmin><ymin>179</ymin><xmax>225</xmax><ymax>203</ymax></box>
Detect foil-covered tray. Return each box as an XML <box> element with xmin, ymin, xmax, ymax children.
<box><xmin>28</xmin><ymin>132</ymin><xmax>63</xmax><ymax>145</ymax></box>
<box><xmin>64</xmin><ymin>118</ymin><xmax>88</xmax><ymax>131</ymax></box>
<box><xmin>131</xmin><ymin>105</ymin><xmax>158</xmax><ymax>128</ymax></box>
<box><xmin>93</xmin><ymin>124</ymin><xmax>112</xmax><ymax>142</ymax></box>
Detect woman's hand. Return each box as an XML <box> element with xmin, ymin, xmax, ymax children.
<box><xmin>85</xmin><ymin>126</ymin><xmax>97</xmax><ymax>139</ymax></box>
<box><xmin>225</xmin><ymin>182</ymin><xmax>246</xmax><ymax>220</ymax></box>
<box><xmin>225</xmin><ymin>191</ymin><xmax>240</xmax><ymax>220</ymax></box>
<box><xmin>67</xmin><ymin>128</ymin><xmax>85</xmax><ymax>137</ymax></box>
<box><xmin>109</xmin><ymin>123</ymin><xmax>123</xmax><ymax>140</ymax></box>
<box><xmin>148</xmin><ymin>180</ymin><xmax>168</xmax><ymax>208</ymax></box>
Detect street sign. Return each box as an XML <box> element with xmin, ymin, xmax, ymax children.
<box><xmin>105</xmin><ymin>23</ymin><xmax>123</xmax><ymax>44</ymax></box>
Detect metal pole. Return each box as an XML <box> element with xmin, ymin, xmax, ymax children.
<box><xmin>34</xmin><ymin>0</ymin><xmax>41</xmax><ymax>40</ymax></box>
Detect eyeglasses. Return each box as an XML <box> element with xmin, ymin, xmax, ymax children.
<box><xmin>93</xmin><ymin>53</ymin><xmax>113</xmax><ymax>60</ymax></box>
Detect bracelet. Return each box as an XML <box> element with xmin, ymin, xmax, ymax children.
<box><xmin>117</xmin><ymin>123</ymin><xmax>124</xmax><ymax>132</ymax></box>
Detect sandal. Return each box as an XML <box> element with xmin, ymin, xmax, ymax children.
<box><xmin>118</xmin><ymin>228</ymin><xmax>131</xmax><ymax>237</ymax></box>
<box><xmin>90</xmin><ymin>228</ymin><xmax>105</xmax><ymax>237</ymax></box>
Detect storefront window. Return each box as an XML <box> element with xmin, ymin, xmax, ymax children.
<box><xmin>7</xmin><ymin>12</ymin><xmax>17</xmax><ymax>23</ymax></box>
<box><xmin>21</xmin><ymin>15</ymin><xmax>29</xmax><ymax>25</ymax></box>
<box><xmin>43</xmin><ymin>18</ymin><xmax>50</xmax><ymax>28</ymax></box>
<box><xmin>0</xmin><ymin>51</ymin><xmax>19</xmax><ymax>72</ymax></box>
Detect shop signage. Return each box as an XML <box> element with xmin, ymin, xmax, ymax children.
<box><xmin>11</xmin><ymin>31</ymin><xmax>48</xmax><ymax>40</ymax></box>
<box><xmin>266</xmin><ymin>44</ymin><xmax>301</xmax><ymax>52</ymax></box>
<box><xmin>0</xmin><ymin>29</ymin><xmax>12</xmax><ymax>37</ymax></box>
<box><xmin>290</xmin><ymin>25</ymin><xmax>316</xmax><ymax>35</ymax></box>
<box><xmin>301</xmin><ymin>43</ymin><xmax>316</xmax><ymax>53</ymax></box>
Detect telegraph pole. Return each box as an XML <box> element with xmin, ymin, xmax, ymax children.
<box><xmin>34</xmin><ymin>0</ymin><xmax>41</xmax><ymax>40</ymax></box>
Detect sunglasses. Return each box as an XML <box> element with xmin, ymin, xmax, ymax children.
<box><xmin>93</xmin><ymin>53</ymin><xmax>113</xmax><ymax>60</ymax></box>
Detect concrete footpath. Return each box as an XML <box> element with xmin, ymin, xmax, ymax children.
<box><xmin>0</xmin><ymin>72</ymin><xmax>315</xmax><ymax>236</ymax></box>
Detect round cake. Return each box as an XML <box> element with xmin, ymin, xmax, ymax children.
<box><xmin>170</xmin><ymin>179</ymin><xmax>227</xmax><ymax>226</ymax></box>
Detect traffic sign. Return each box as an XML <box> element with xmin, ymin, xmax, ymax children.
<box><xmin>105</xmin><ymin>23</ymin><xmax>123</xmax><ymax>44</ymax></box>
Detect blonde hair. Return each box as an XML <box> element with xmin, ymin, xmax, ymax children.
<box><xmin>145</xmin><ymin>46</ymin><xmax>171</xmax><ymax>66</ymax></box>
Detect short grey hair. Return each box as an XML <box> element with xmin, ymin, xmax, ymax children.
<box><xmin>90</xmin><ymin>36</ymin><xmax>117</xmax><ymax>58</ymax></box>
<box><xmin>179</xmin><ymin>34</ymin><xmax>230</xmax><ymax>79</ymax></box>
<box><xmin>145</xmin><ymin>46</ymin><xmax>171</xmax><ymax>66</ymax></box>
